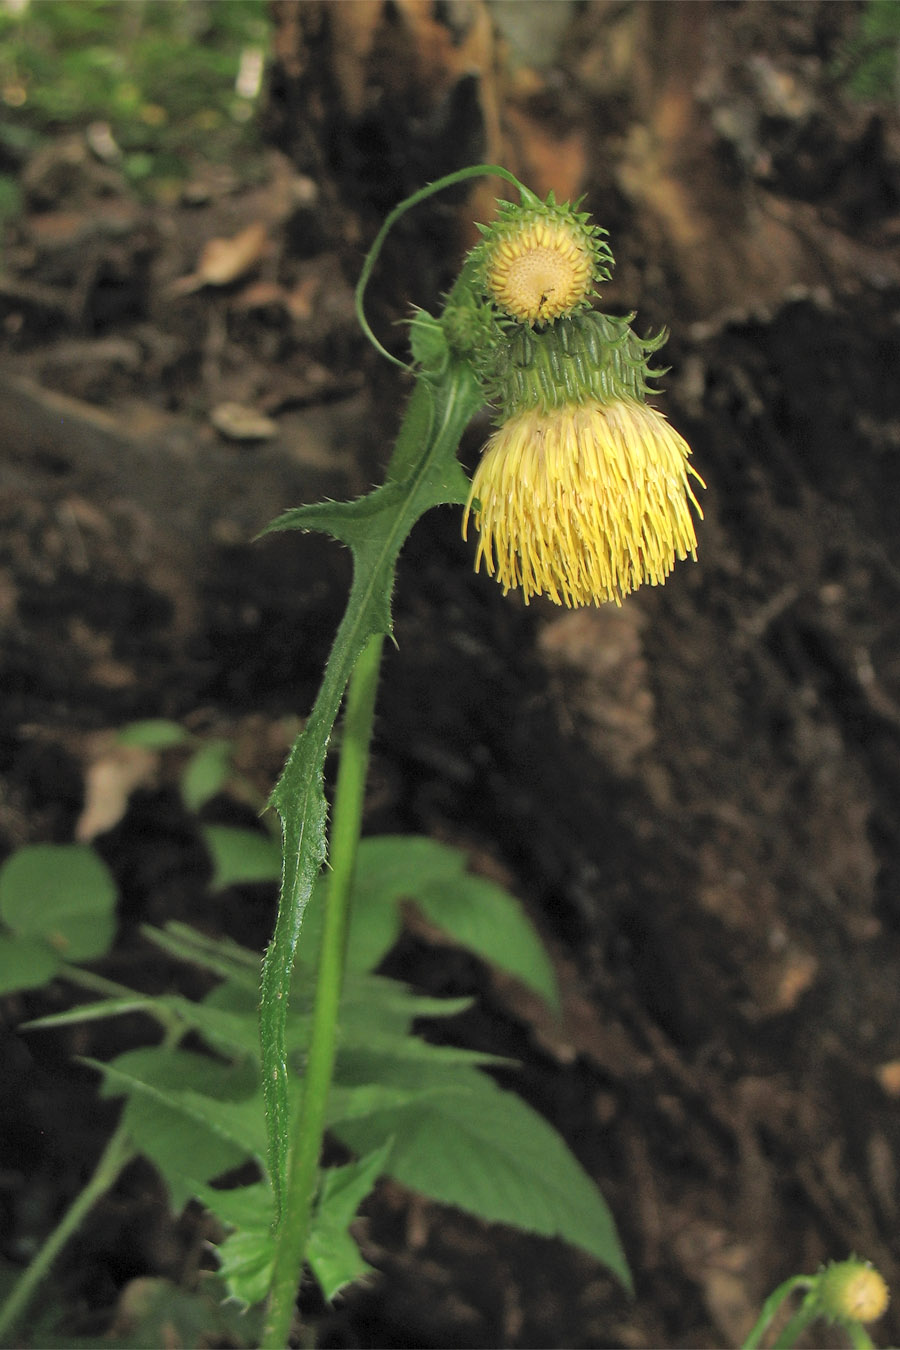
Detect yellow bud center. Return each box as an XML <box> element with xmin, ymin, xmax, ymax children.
<box><xmin>486</xmin><ymin>221</ymin><xmax>594</xmax><ymax>325</ymax></box>
<box><xmin>836</xmin><ymin>1268</ymin><xmax>890</xmax><ymax>1323</ymax></box>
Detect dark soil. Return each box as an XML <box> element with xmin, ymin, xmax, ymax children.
<box><xmin>3</xmin><ymin>2</ymin><xmax>900</xmax><ymax>1347</ymax></box>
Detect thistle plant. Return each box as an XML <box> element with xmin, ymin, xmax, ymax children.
<box><xmin>0</xmin><ymin>163</ymin><xmax>891</xmax><ymax>1350</ymax></box>
<box><xmin>0</xmin><ymin>165</ymin><xmax>709</xmax><ymax>1348</ymax></box>
<box><xmin>256</xmin><ymin>163</ymin><xmax>703</xmax><ymax>1345</ymax></box>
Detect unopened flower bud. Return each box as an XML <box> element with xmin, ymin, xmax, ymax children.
<box><xmin>819</xmin><ymin>1260</ymin><xmax>890</xmax><ymax>1325</ymax></box>
<box><xmin>472</xmin><ymin>195</ymin><xmax>612</xmax><ymax>326</ymax></box>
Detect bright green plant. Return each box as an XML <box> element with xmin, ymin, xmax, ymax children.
<box><xmin>254</xmin><ymin>161</ymin><xmax>707</xmax><ymax>1345</ymax></box>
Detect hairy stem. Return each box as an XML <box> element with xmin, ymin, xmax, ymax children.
<box><xmin>261</xmin><ymin>633</ymin><xmax>384</xmax><ymax>1348</ymax></box>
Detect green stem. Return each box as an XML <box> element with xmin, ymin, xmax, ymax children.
<box><xmin>354</xmin><ymin>161</ymin><xmax>533</xmax><ymax>369</ymax></box>
<box><xmin>261</xmin><ymin>633</ymin><xmax>385</xmax><ymax>1349</ymax></box>
<box><xmin>772</xmin><ymin>1299</ymin><xmax>817</xmax><ymax>1349</ymax></box>
<box><xmin>0</xmin><ymin>1122</ymin><xmax>135</xmax><ymax>1345</ymax></box>
<box><xmin>742</xmin><ymin>1276</ymin><xmax>812</xmax><ymax>1349</ymax></box>
<box><xmin>846</xmin><ymin>1321</ymin><xmax>876</xmax><ymax>1349</ymax></box>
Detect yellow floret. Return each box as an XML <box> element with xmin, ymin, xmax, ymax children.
<box><xmin>462</xmin><ymin>401</ymin><xmax>704</xmax><ymax>607</ymax></box>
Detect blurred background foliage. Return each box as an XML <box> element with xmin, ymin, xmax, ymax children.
<box><xmin>0</xmin><ymin>0</ymin><xmax>272</xmax><ymax>214</ymax></box>
<box><xmin>841</xmin><ymin>0</ymin><xmax>900</xmax><ymax>103</ymax></box>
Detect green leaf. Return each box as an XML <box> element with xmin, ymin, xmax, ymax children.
<box><xmin>116</xmin><ymin>719</ymin><xmax>189</xmax><ymax>749</ymax></box>
<box><xmin>340</xmin><ymin>970</ymin><xmax>475</xmax><ymax>1039</ymax></box>
<box><xmin>0</xmin><ymin>844</ymin><xmax>117</xmax><ymax>962</ymax></box>
<box><xmin>333</xmin><ymin>1065</ymin><xmax>631</xmax><ymax>1291</ymax></box>
<box><xmin>258</xmin><ymin>363</ymin><xmax>484</xmax><ymax>1214</ymax></box>
<box><xmin>181</xmin><ymin>739</ymin><xmax>233</xmax><ymax>812</ymax></box>
<box><xmin>23</xmin><ymin>995</ymin><xmax>163</xmax><ymax>1030</ymax></box>
<box><xmin>300</xmin><ymin>835</ymin><xmax>559</xmax><ymax>1007</ymax></box>
<box><xmin>89</xmin><ymin>1048</ymin><xmax>266</xmax><ymax>1212</ymax></box>
<box><xmin>25</xmin><ymin>985</ymin><xmax>263</xmax><ymax>1056</ymax></box>
<box><xmin>416</xmin><ymin>872</ymin><xmax>561</xmax><ymax>1011</ymax></box>
<box><xmin>201</xmin><ymin>1144</ymin><xmax>391</xmax><ymax>1308</ymax></box>
<box><xmin>409</xmin><ymin>309</ymin><xmax>450</xmax><ymax>376</ymax></box>
<box><xmin>195</xmin><ymin>1180</ymin><xmax>276</xmax><ymax>1309</ymax></box>
<box><xmin>142</xmin><ymin>921</ymin><xmax>261</xmax><ymax>990</ymax></box>
<box><xmin>202</xmin><ymin>825</ymin><xmax>282</xmax><ymax>892</ymax></box>
<box><xmin>307</xmin><ymin>1143</ymin><xmax>392</xmax><ymax>1299</ymax></box>
<box><xmin>297</xmin><ymin>835</ymin><xmax>467</xmax><ymax>974</ymax></box>
<box><xmin>326</xmin><ymin>1079</ymin><xmax>463</xmax><ymax>1127</ymax></box>
<box><xmin>0</xmin><ymin>932</ymin><xmax>60</xmax><ymax>994</ymax></box>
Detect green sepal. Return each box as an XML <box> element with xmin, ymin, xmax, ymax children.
<box><xmin>482</xmin><ymin>310</ymin><xmax>670</xmax><ymax>419</ymax></box>
<box><xmin>409</xmin><ymin>308</ymin><xmax>450</xmax><ymax>379</ymax></box>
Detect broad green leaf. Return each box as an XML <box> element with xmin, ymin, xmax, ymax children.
<box><xmin>0</xmin><ymin>844</ymin><xmax>116</xmax><ymax>961</ymax></box>
<box><xmin>116</xmin><ymin>719</ymin><xmax>189</xmax><ymax>749</ymax></box>
<box><xmin>333</xmin><ymin>1042</ymin><xmax>507</xmax><ymax>1095</ymax></box>
<box><xmin>131</xmin><ymin>1097</ymin><xmax>251</xmax><ymax>1215</ymax></box>
<box><xmin>0</xmin><ymin>932</ymin><xmax>60</xmax><ymax>994</ymax></box>
<box><xmin>300</xmin><ymin>835</ymin><xmax>559</xmax><ymax>1008</ymax></box>
<box><xmin>202</xmin><ymin>825</ymin><xmax>282</xmax><ymax>892</ymax></box>
<box><xmin>297</xmin><ymin>834</ymin><xmax>468</xmax><ymax>974</ymax></box>
<box><xmin>340</xmin><ymin>970</ymin><xmax>474</xmax><ymax>1036</ymax></box>
<box><xmin>326</xmin><ymin>1079</ymin><xmax>463</xmax><ymax>1127</ymax></box>
<box><xmin>333</xmin><ymin>1065</ymin><xmax>631</xmax><ymax>1290</ymax></box>
<box><xmin>416</xmin><ymin>872</ymin><xmax>561</xmax><ymax>1011</ymax></box>
<box><xmin>258</xmin><ymin>362</ymin><xmax>484</xmax><ymax>1212</ymax></box>
<box><xmin>181</xmin><ymin>739</ymin><xmax>233</xmax><ymax>812</ymax></box>
<box><xmin>91</xmin><ymin>1048</ymin><xmax>266</xmax><ymax>1165</ymax></box>
<box><xmin>89</xmin><ymin>1048</ymin><xmax>265</xmax><ymax>1213</ymax></box>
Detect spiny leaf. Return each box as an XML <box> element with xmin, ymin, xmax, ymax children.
<box><xmin>258</xmin><ymin>363</ymin><xmax>484</xmax><ymax>1217</ymax></box>
<box><xmin>200</xmin><ymin>1144</ymin><xmax>392</xmax><ymax>1308</ymax></box>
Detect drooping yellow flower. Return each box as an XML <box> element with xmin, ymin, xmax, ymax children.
<box><xmin>463</xmin><ymin>401</ymin><xmax>704</xmax><ymax>607</ymax></box>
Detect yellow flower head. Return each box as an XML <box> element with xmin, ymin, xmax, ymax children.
<box><xmin>473</xmin><ymin>196</ymin><xmax>612</xmax><ymax>327</ymax></box>
<box><xmin>819</xmin><ymin>1262</ymin><xmax>890</xmax><ymax>1326</ymax></box>
<box><xmin>463</xmin><ymin>401</ymin><xmax>704</xmax><ymax>607</ymax></box>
